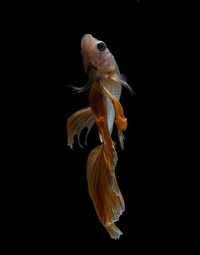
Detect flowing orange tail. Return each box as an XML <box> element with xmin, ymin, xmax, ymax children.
<box><xmin>87</xmin><ymin>143</ymin><xmax>125</xmax><ymax>239</ymax></box>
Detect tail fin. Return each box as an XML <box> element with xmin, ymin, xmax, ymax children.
<box><xmin>67</xmin><ymin>107</ymin><xmax>95</xmax><ymax>148</ymax></box>
<box><xmin>87</xmin><ymin>144</ymin><xmax>125</xmax><ymax>239</ymax></box>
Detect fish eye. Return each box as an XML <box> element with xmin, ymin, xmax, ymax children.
<box><xmin>97</xmin><ymin>41</ymin><xmax>106</xmax><ymax>51</ymax></box>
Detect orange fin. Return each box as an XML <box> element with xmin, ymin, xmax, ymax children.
<box><xmin>87</xmin><ymin>144</ymin><xmax>125</xmax><ymax>239</ymax></box>
<box><xmin>102</xmin><ymin>86</ymin><xmax>127</xmax><ymax>150</ymax></box>
<box><xmin>67</xmin><ymin>107</ymin><xmax>95</xmax><ymax>148</ymax></box>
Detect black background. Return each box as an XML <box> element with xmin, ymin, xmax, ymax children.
<box><xmin>12</xmin><ymin>0</ymin><xmax>199</xmax><ymax>251</ymax></box>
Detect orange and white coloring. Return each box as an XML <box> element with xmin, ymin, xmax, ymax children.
<box><xmin>67</xmin><ymin>34</ymin><xmax>132</xmax><ymax>239</ymax></box>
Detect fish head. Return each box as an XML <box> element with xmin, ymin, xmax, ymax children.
<box><xmin>81</xmin><ymin>34</ymin><xmax>119</xmax><ymax>78</ymax></box>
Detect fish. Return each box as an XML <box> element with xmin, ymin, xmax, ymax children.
<box><xmin>67</xmin><ymin>34</ymin><xmax>132</xmax><ymax>239</ymax></box>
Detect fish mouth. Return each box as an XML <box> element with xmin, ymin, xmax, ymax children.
<box><xmin>82</xmin><ymin>34</ymin><xmax>92</xmax><ymax>39</ymax></box>
<box><xmin>81</xmin><ymin>34</ymin><xmax>95</xmax><ymax>49</ymax></box>
<box><xmin>81</xmin><ymin>34</ymin><xmax>97</xmax><ymax>72</ymax></box>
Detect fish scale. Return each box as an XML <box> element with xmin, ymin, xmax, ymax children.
<box><xmin>106</xmin><ymin>82</ymin><xmax>122</xmax><ymax>134</ymax></box>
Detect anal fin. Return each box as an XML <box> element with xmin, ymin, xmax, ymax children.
<box><xmin>67</xmin><ymin>107</ymin><xmax>95</xmax><ymax>148</ymax></box>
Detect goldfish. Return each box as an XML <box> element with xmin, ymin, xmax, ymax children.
<box><xmin>67</xmin><ymin>34</ymin><xmax>132</xmax><ymax>239</ymax></box>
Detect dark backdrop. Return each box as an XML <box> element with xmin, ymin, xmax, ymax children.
<box><xmin>12</xmin><ymin>0</ymin><xmax>198</xmax><ymax>251</ymax></box>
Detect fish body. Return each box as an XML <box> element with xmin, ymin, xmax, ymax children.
<box><xmin>81</xmin><ymin>34</ymin><xmax>123</xmax><ymax>135</ymax></box>
<box><xmin>67</xmin><ymin>34</ymin><xmax>131</xmax><ymax>239</ymax></box>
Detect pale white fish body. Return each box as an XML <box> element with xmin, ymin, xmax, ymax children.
<box><xmin>105</xmin><ymin>82</ymin><xmax>122</xmax><ymax>134</ymax></box>
<box><xmin>80</xmin><ymin>34</ymin><xmax>132</xmax><ymax>138</ymax></box>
